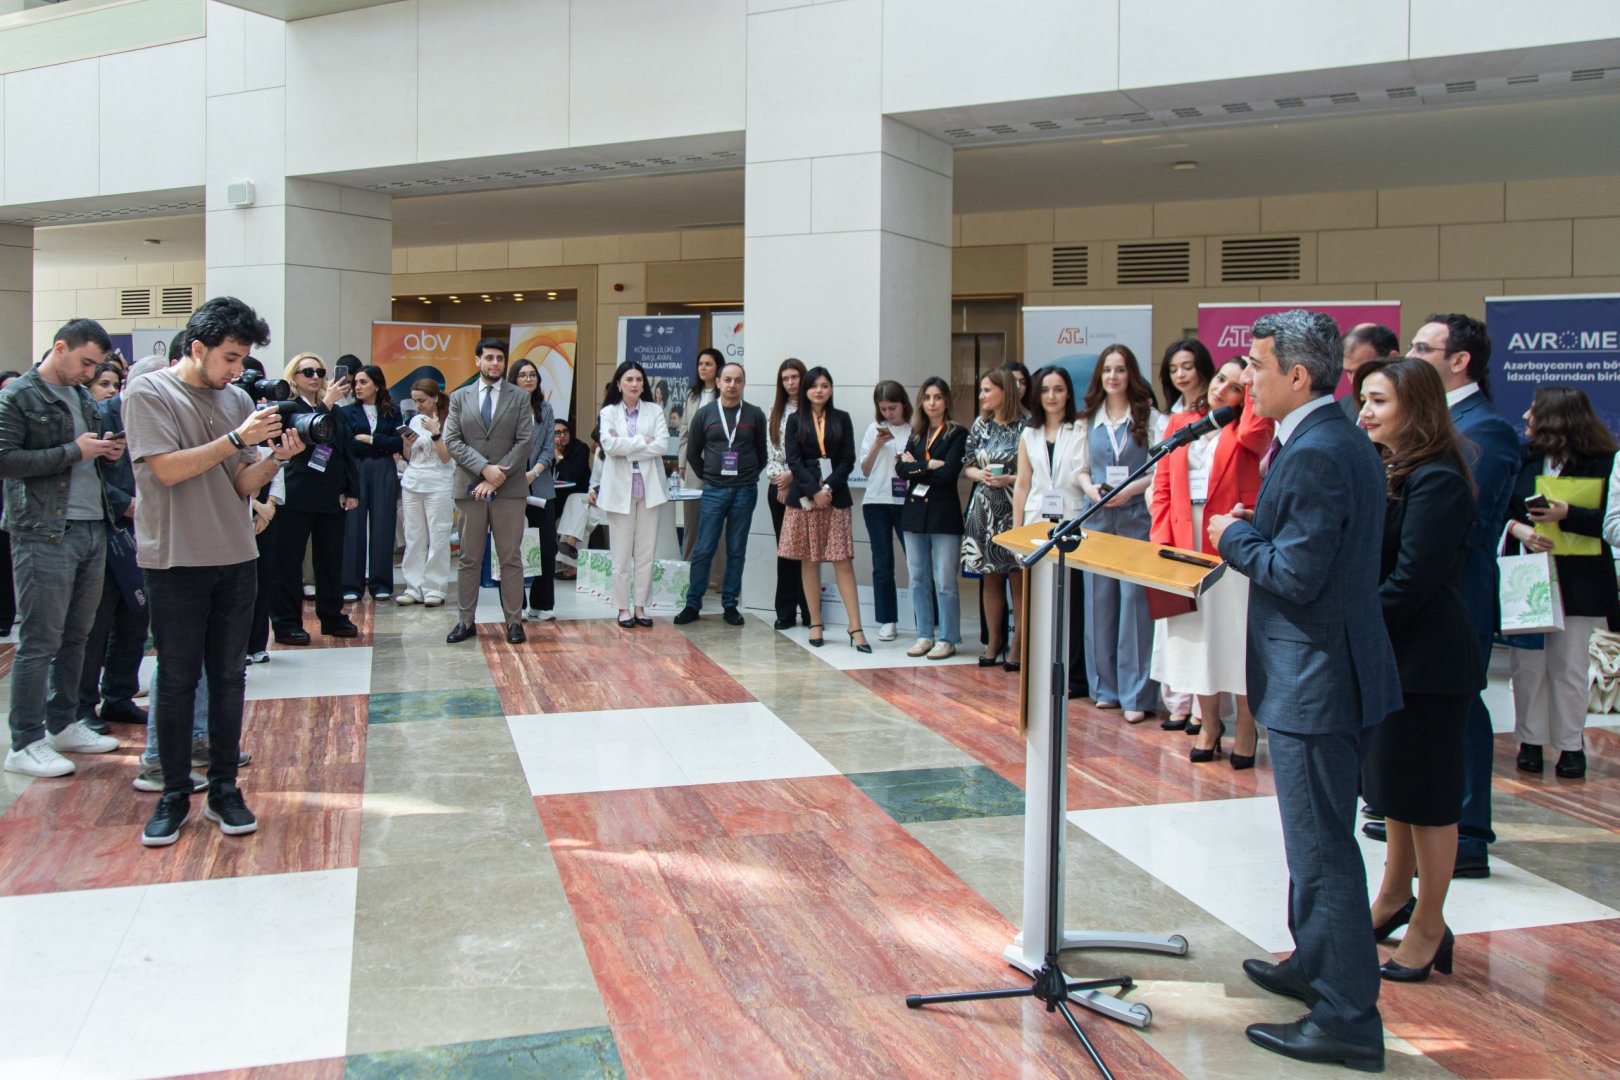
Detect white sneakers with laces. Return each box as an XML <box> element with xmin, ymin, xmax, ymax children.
<box><xmin>48</xmin><ymin>720</ymin><xmax>119</xmax><ymax>755</ymax></box>
<box><xmin>4</xmin><ymin>740</ymin><xmax>76</xmax><ymax>777</ymax></box>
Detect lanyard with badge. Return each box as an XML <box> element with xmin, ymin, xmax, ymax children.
<box><xmin>717</xmin><ymin>405</ymin><xmax>741</xmax><ymax>476</ymax></box>
<box><xmin>1103</xmin><ymin>414</ymin><xmax>1130</xmax><ymax>488</ymax></box>
<box><xmin>813</xmin><ymin>411</ymin><xmax>832</xmax><ymax>480</ymax></box>
<box><xmin>1040</xmin><ymin>426</ymin><xmax>1068</xmax><ymax>517</ymax></box>
<box><xmin>913</xmin><ymin>424</ymin><xmax>943</xmax><ymax>499</ymax></box>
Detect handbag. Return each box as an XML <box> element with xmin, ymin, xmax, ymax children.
<box><xmin>105</xmin><ymin>524</ymin><xmax>147</xmax><ymax>611</ymax></box>
<box><xmin>1497</xmin><ymin>525</ymin><xmax>1565</xmax><ymax>636</ymax></box>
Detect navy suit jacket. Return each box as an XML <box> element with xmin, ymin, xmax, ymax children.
<box><xmin>1449</xmin><ymin>391</ymin><xmax>1520</xmax><ymax>638</ymax></box>
<box><xmin>99</xmin><ymin>395</ymin><xmax>136</xmax><ymax>522</ymax></box>
<box><xmin>1217</xmin><ymin>401</ymin><xmax>1402</xmax><ymax>735</ymax></box>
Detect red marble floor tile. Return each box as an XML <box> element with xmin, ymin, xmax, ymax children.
<box><xmin>485</xmin><ymin>620</ymin><xmax>753</xmax><ymax>715</ymax></box>
<box><xmin>1493</xmin><ymin>729</ymin><xmax>1620</xmax><ymax>834</ymax></box>
<box><xmin>653</xmin><ymin>830</ymin><xmax>876</xmax><ymax>917</ymax></box>
<box><xmin>694</xmin><ymin>773</ymin><xmax>879</xmax><ymax>837</ymax></box>
<box><xmin>1378</xmin><ymin>918</ymin><xmax>1620</xmax><ymax>1079</ymax></box>
<box><xmin>0</xmin><ymin>697</ymin><xmax>365</xmax><ymax>895</ymax></box>
<box><xmin>270</xmin><ymin>595</ymin><xmax>374</xmax><ymax>648</ymax></box>
<box><xmin>537</xmin><ymin>786</ymin><xmax>727</xmax><ymax>848</ymax></box>
<box><xmin>852</xmin><ymin>665</ymin><xmax>1274</xmax><ymax>809</ymax></box>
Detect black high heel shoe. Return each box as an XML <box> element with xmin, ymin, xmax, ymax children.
<box><xmin>1372</xmin><ymin>897</ymin><xmax>1416</xmax><ymax>943</ymax></box>
<box><xmin>1189</xmin><ymin>718</ymin><xmax>1225</xmax><ymax>763</ymax></box>
<box><xmin>1161</xmin><ymin>714</ymin><xmax>1190</xmax><ymax>731</ymax></box>
<box><xmin>1230</xmin><ymin>731</ymin><xmax>1258</xmax><ymax>771</ymax></box>
<box><xmin>848</xmin><ymin>628</ymin><xmax>872</xmax><ymax>654</ymax></box>
<box><xmin>1184</xmin><ymin>720</ymin><xmax>1202</xmax><ymax>736</ymax></box>
<box><xmin>806</xmin><ymin>623</ymin><xmax>825</xmax><ymax>647</ymax></box>
<box><xmin>978</xmin><ymin>645</ymin><xmax>1006</xmax><ymax>667</ymax></box>
<box><xmin>1380</xmin><ymin>926</ymin><xmax>1454</xmax><ymax>982</ymax></box>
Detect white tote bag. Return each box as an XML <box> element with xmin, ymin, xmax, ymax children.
<box><xmin>1497</xmin><ymin>535</ymin><xmax>1566</xmax><ymax>636</ymax></box>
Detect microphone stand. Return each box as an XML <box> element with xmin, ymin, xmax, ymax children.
<box><xmin>906</xmin><ymin>435</ymin><xmax>1190</xmax><ymax>1080</ymax></box>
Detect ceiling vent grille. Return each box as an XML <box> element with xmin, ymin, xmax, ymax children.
<box><xmin>159</xmin><ymin>286</ymin><xmax>195</xmax><ymax>317</ymax></box>
<box><xmin>1051</xmin><ymin>245</ymin><xmax>1089</xmax><ymax>287</ymax></box>
<box><xmin>118</xmin><ymin>288</ymin><xmax>152</xmax><ymax>317</ymax></box>
<box><xmin>1116</xmin><ymin>241</ymin><xmax>1191</xmax><ymax>285</ymax></box>
<box><xmin>1220</xmin><ymin>237</ymin><xmax>1302</xmax><ymax>283</ymax></box>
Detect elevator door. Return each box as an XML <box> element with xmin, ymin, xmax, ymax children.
<box><xmin>950</xmin><ymin>332</ymin><xmax>1006</xmax><ymax>426</ymax></box>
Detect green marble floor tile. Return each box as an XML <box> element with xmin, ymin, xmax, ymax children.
<box><xmin>368</xmin><ymin>687</ymin><xmax>506</xmax><ymax>724</ymax></box>
<box><xmin>346</xmin><ymin>1027</ymin><xmax>624</xmax><ymax>1079</ymax></box>
<box><xmin>846</xmin><ymin>764</ymin><xmax>1025</xmax><ymax>824</ymax></box>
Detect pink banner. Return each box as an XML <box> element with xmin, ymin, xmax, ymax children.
<box><xmin>1197</xmin><ymin>301</ymin><xmax>1400</xmax><ymax>399</ymax></box>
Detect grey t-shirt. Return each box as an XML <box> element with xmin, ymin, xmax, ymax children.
<box><xmin>39</xmin><ymin>379</ymin><xmax>103</xmax><ymax>521</ymax></box>
<box><xmin>124</xmin><ymin>368</ymin><xmax>259</xmax><ymax>570</ymax></box>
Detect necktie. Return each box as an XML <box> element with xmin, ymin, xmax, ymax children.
<box><xmin>1260</xmin><ymin>436</ymin><xmax>1282</xmax><ymax>477</ymax></box>
<box><xmin>480</xmin><ymin>385</ymin><xmax>493</xmax><ymax>429</ymax></box>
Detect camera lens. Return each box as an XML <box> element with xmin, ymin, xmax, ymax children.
<box><xmin>272</xmin><ymin>402</ymin><xmax>334</xmax><ymax>446</ymax></box>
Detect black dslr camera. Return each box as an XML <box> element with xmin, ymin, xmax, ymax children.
<box><xmin>230</xmin><ymin>373</ymin><xmax>335</xmax><ymax>446</ymax></box>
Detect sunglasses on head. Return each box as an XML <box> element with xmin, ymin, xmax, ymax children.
<box><xmin>297</xmin><ymin>367</ymin><xmax>326</xmax><ymax>378</ymax></box>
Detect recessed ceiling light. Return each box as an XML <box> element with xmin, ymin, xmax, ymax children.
<box><xmin>451</xmin><ymin>298</ymin><xmax>461</xmax><ymax>303</ymax></box>
<box><xmin>389</xmin><ymin>297</ymin><xmax>395</xmax><ymax>302</ymax></box>
<box><xmin>546</xmin><ymin>292</ymin><xmax>557</xmax><ymax>298</ymax></box>
<box><xmin>417</xmin><ymin>296</ymin><xmax>428</xmax><ymax>301</ymax></box>
<box><xmin>448</xmin><ymin>295</ymin><xmax>459</xmax><ymax>300</ymax></box>
<box><xmin>142</xmin><ymin>238</ymin><xmax>162</xmax><ymax>246</ymax></box>
<box><xmin>1172</xmin><ymin>161</ymin><xmax>1198</xmax><ymax>171</ymax></box>
<box><xmin>513</xmin><ymin>294</ymin><xmax>525</xmax><ymax>300</ymax></box>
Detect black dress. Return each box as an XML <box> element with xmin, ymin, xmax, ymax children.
<box><xmin>1361</xmin><ymin>458</ymin><xmax>1483</xmax><ymax>826</ymax></box>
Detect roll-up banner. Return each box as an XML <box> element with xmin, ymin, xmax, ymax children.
<box><xmin>712</xmin><ymin>311</ymin><xmax>744</xmax><ymax>365</ymax></box>
<box><xmin>618</xmin><ymin>314</ymin><xmax>701</xmax><ymax>436</ymax></box>
<box><xmin>1487</xmin><ymin>294</ymin><xmax>1620</xmax><ymax>437</ymax></box>
<box><xmin>1197</xmin><ymin>301</ymin><xmax>1401</xmax><ymax>399</ymax></box>
<box><xmin>370</xmin><ymin>322</ymin><xmax>484</xmax><ymax>404</ymax></box>
<box><xmin>510</xmin><ymin>321</ymin><xmax>579</xmax><ymax>425</ymax></box>
<box><xmin>1022</xmin><ymin>305</ymin><xmax>1154</xmax><ymax>393</ymax></box>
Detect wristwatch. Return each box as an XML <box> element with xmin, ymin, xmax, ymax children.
<box><xmin>430</xmin><ymin>432</ymin><xmax>441</xmax><ymax>441</ymax></box>
<box><xmin>227</xmin><ymin>431</ymin><xmax>246</xmax><ymax>450</ymax></box>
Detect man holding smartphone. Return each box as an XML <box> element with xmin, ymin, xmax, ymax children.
<box><xmin>0</xmin><ymin>319</ymin><xmax>126</xmax><ymax>777</ymax></box>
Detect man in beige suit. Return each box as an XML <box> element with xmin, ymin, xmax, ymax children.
<box><xmin>442</xmin><ymin>338</ymin><xmax>533</xmax><ymax>644</ymax></box>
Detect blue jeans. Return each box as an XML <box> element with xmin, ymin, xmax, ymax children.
<box><xmin>862</xmin><ymin>503</ymin><xmax>906</xmax><ymax>625</ymax></box>
<box><xmin>142</xmin><ymin>669</ymin><xmax>208</xmax><ymax>768</ymax></box>
<box><xmin>904</xmin><ymin>531</ymin><xmax>960</xmax><ymax>644</ymax></box>
<box><xmin>8</xmin><ymin>521</ymin><xmax>105</xmax><ymax>750</ymax></box>
<box><xmin>686</xmin><ymin>483</ymin><xmax>758</xmax><ymax>610</ymax></box>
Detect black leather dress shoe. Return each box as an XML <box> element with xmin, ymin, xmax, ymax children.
<box><xmin>634</xmin><ymin>616</ymin><xmax>653</xmax><ymax>628</ymax></box>
<box><xmin>673</xmin><ymin>606</ymin><xmax>700</xmax><ymax>625</ymax></box>
<box><xmin>100</xmin><ymin>699</ymin><xmax>148</xmax><ymax>724</ymax></box>
<box><xmin>1453</xmin><ymin>855</ymin><xmax>1490</xmax><ymax>879</ymax></box>
<box><xmin>722</xmin><ymin>607</ymin><xmax>746</xmax><ymax>626</ymax></box>
<box><xmin>506</xmin><ymin>623</ymin><xmax>526</xmax><ymax>644</ymax></box>
<box><xmin>322</xmin><ymin>620</ymin><xmax>359</xmax><ymax>638</ymax></box>
<box><xmin>1363</xmin><ymin>820</ymin><xmax>1387</xmax><ymax>843</ymax></box>
<box><xmin>445</xmin><ymin>623</ymin><xmax>476</xmax><ymax>644</ymax></box>
<box><xmin>1246</xmin><ymin>1017</ymin><xmax>1383</xmax><ymax>1073</ymax></box>
<box><xmin>274</xmin><ymin>628</ymin><xmax>311</xmax><ymax>646</ymax></box>
<box><xmin>1555</xmin><ymin>749</ymin><xmax>1587</xmax><ymax>779</ymax></box>
<box><xmin>773</xmin><ymin>617</ymin><xmax>794</xmax><ymax>631</ymax></box>
<box><xmin>1241</xmin><ymin>958</ymin><xmax>1321</xmax><ymax>1007</ymax></box>
<box><xmin>1516</xmin><ymin>742</ymin><xmax>1543</xmax><ymax>773</ymax></box>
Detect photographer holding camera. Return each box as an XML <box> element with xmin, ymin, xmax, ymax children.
<box><xmin>270</xmin><ymin>351</ymin><xmax>358</xmax><ymax>644</ymax></box>
<box><xmin>123</xmin><ymin>297</ymin><xmax>305</xmax><ymax>847</ymax></box>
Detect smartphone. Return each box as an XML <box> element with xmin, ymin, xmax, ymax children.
<box><xmin>1525</xmin><ymin>493</ymin><xmax>1550</xmax><ymax>511</ymax></box>
<box><xmin>1097</xmin><ymin>483</ymin><xmax>1114</xmax><ymax>497</ymax></box>
<box><xmin>1158</xmin><ymin>548</ymin><xmax>1219</xmax><ymax>569</ymax></box>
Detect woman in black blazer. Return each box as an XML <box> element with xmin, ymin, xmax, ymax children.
<box><xmin>780</xmin><ymin>366</ymin><xmax>868</xmax><ymax>651</ymax></box>
<box><xmin>1356</xmin><ymin>359</ymin><xmax>1482</xmax><ymax>983</ymax></box>
<box><xmin>1503</xmin><ymin>386</ymin><xmax>1619</xmax><ymax>780</ymax></box>
<box><xmin>339</xmin><ymin>365</ymin><xmax>404</xmax><ymax>600</ymax></box>
<box><xmin>896</xmin><ymin>376</ymin><xmax>967</xmax><ymax>659</ymax></box>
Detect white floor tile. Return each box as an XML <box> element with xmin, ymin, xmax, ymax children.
<box><xmin>774</xmin><ymin>625</ymin><xmax>981</xmax><ymax>670</ymax></box>
<box><xmin>0</xmin><ymin>972</ymin><xmax>108</xmax><ymax>1079</ymax></box>
<box><xmin>0</xmin><ymin>884</ymin><xmax>145</xmax><ymax>978</ymax></box>
<box><xmin>509</xmin><ymin>702</ymin><xmax>837</xmax><ymax>795</ymax></box>
<box><xmin>1071</xmin><ymin>796</ymin><xmax>1619</xmax><ymax>954</ymax></box>
<box><xmin>138</xmin><ymin>650</ymin><xmax>373</xmax><ymax>703</ymax></box>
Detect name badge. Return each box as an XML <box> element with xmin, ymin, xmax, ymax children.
<box><xmin>1188</xmin><ymin>471</ymin><xmax>1210</xmax><ymax>503</ymax></box>
<box><xmin>912</xmin><ymin>483</ymin><xmax>931</xmax><ymax>499</ymax></box>
<box><xmin>1041</xmin><ymin>491</ymin><xmax>1067</xmax><ymax>517</ymax></box>
<box><xmin>309</xmin><ymin>444</ymin><xmax>333</xmax><ymax>473</ymax></box>
<box><xmin>891</xmin><ymin>477</ymin><xmax>909</xmax><ymax>499</ymax></box>
<box><xmin>818</xmin><ymin>457</ymin><xmax>832</xmax><ymax>480</ymax></box>
<box><xmin>720</xmin><ymin>450</ymin><xmax>739</xmax><ymax>476</ymax></box>
<box><xmin>1105</xmin><ymin>465</ymin><xmax>1129</xmax><ymax>486</ymax></box>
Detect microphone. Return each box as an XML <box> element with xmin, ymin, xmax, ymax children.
<box><xmin>1148</xmin><ymin>405</ymin><xmax>1238</xmax><ymax>455</ymax></box>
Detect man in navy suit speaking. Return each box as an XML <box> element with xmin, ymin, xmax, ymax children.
<box><xmin>1209</xmin><ymin>310</ymin><xmax>1402</xmax><ymax>1072</ymax></box>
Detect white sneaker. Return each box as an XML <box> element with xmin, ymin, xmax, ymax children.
<box><xmin>906</xmin><ymin>638</ymin><xmax>934</xmax><ymax>658</ymax></box>
<box><xmin>373</xmin><ymin>591</ymin><xmax>392</xmax><ymax>601</ymax></box>
<box><xmin>926</xmin><ymin>641</ymin><xmax>957</xmax><ymax>661</ymax></box>
<box><xmin>536</xmin><ymin>609</ymin><xmax>555</xmax><ymax>621</ymax></box>
<box><xmin>876</xmin><ymin>622</ymin><xmax>897</xmax><ymax>642</ymax></box>
<box><xmin>395</xmin><ymin>592</ymin><xmax>419</xmax><ymax>605</ymax></box>
<box><xmin>423</xmin><ymin>595</ymin><xmax>445</xmax><ymax>607</ymax></box>
<box><xmin>132</xmin><ymin>764</ymin><xmax>207</xmax><ymax>793</ymax></box>
<box><xmin>4</xmin><ymin>740</ymin><xmax>75</xmax><ymax>777</ymax></box>
<box><xmin>246</xmin><ymin>651</ymin><xmax>270</xmax><ymax>664</ymax></box>
<box><xmin>47</xmin><ymin>720</ymin><xmax>119</xmax><ymax>755</ymax></box>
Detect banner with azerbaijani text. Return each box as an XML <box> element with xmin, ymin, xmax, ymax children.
<box><xmin>509</xmin><ymin>322</ymin><xmax>578</xmax><ymax>426</ymax></box>
<box><xmin>370</xmin><ymin>322</ymin><xmax>484</xmax><ymax>404</ymax></box>
<box><xmin>1022</xmin><ymin>306</ymin><xmax>1153</xmax><ymax>395</ymax></box>
<box><xmin>1487</xmin><ymin>294</ymin><xmax>1620</xmax><ymax>438</ymax></box>
<box><xmin>712</xmin><ymin>311</ymin><xmax>744</xmax><ymax>366</ymax></box>
<box><xmin>1197</xmin><ymin>301</ymin><xmax>1401</xmax><ymax>400</ymax></box>
<box><xmin>618</xmin><ymin>315</ymin><xmax>701</xmax><ymax>436</ymax></box>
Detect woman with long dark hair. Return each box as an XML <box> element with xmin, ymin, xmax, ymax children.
<box><xmin>961</xmin><ymin>368</ymin><xmax>1025</xmax><ymax>668</ymax></box>
<box><xmin>764</xmin><ymin>358</ymin><xmax>811</xmax><ymax>630</ymax></box>
<box><xmin>598</xmin><ymin>360</ymin><xmax>669</xmax><ymax>628</ymax></box>
<box><xmin>779</xmin><ymin>367</ymin><xmax>869</xmax><ymax>651</ymax></box>
<box><xmin>339</xmin><ymin>364</ymin><xmax>402</xmax><ymax>600</ymax></box>
<box><xmin>1158</xmin><ymin>338</ymin><xmax>1215</xmax><ymax>416</ymax></box>
<box><xmin>1504</xmin><ymin>386</ymin><xmax>1619</xmax><ymax>780</ymax></box>
<box><xmin>1078</xmin><ymin>344</ymin><xmax>1166</xmax><ymax>721</ymax></box>
<box><xmin>897</xmin><ymin>376</ymin><xmax>967</xmax><ymax>659</ymax></box>
<box><xmin>1354</xmin><ymin>357</ymin><xmax>1481</xmax><ymax>982</ymax></box>
<box><xmin>510</xmin><ymin>358</ymin><xmax>558</xmax><ymax>621</ymax></box>
<box><xmin>858</xmin><ymin>381</ymin><xmax>913</xmax><ymax>642</ymax></box>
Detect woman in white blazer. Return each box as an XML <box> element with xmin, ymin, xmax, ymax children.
<box><xmin>597</xmin><ymin>360</ymin><xmax>669</xmax><ymax>628</ymax></box>
<box><xmin>1011</xmin><ymin>364</ymin><xmax>1091</xmax><ymax>693</ymax></box>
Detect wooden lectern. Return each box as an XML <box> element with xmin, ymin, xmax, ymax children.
<box><xmin>991</xmin><ymin>521</ymin><xmax>1225</xmax><ymax>1028</ymax></box>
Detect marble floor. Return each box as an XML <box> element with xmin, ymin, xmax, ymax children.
<box><xmin>0</xmin><ymin>588</ymin><xmax>1616</xmax><ymax>1079</ymax></box>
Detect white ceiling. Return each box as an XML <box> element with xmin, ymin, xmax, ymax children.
<box><xmin>31</xmin><ymin>90</ymin><xmax>1620</xmax><ymax>270</ymax></box>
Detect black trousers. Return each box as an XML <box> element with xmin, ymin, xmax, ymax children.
<box><xmin>767</xmin><ymin>485</ymin><xmax>809</xmax><ymax>624</ymax></box>
<box><xmin>273</xmin><ymin>508</ymin><xmax>346</xmax><ymax>632</ymax></box>
<box><xmin>524</xmin><ymin>501</ymin><xmax>559</xmax><ymax>611</ymax></box>
<box><xmin>145</xmin><ymin>560</ymin><xmax>257</xmax><ymax>798</ymax></box>
<box><xmin>248</xmin><ymin>513</ymin><xmax>279</xmax><ymax>655</ymax></box>
<box><xmin>1066</xmin><ymin>567</ymin><xmax>1089</xmax><ymax>699</ymax></box>
<box><xmin>77</xmin><ymin>562</ymin><xmax>149</xmax><ymax>719</ymax></box>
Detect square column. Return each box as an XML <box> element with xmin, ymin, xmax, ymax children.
<box><xmin>0</xmin><ymin>225</ymin><xmax>32</xmax><ymax>365</ymax></box>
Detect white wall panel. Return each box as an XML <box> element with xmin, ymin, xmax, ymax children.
<box><xmin>744</xmin><ymin>231</ymin><xmax>881</xmax><ymax>386</ymax></box>
<box><xmin>1118</xmin><ymin>0</ymin><xmax>1410</xmax><ymax>89</ymax></box>
<box><xmin>4</xmin><ymin>58</ymin><xmax>99</xmax><ymax>205</ymax></box>
<box><xmin>206</xmin><ymin>87</ymin><xmax>286</xmax><ymax>208</ymax></box>
<box><xmin>569</xmin><ymin>0</ymin><xmax>745</xmax><ymax>147</ymax></box>
<box><xmin>286</xmin><ymin>205</ymin><xmax>391</xmax><ymax>273</ymax></box>
<box><xmin>880</xmin><ymin>154</ymin><xmax>952</xmax><ymax>248</ymax></box>
<box><xmin>743</xmin><ymin>158</ymin><xmax>812</xmax><ymax>237</ymax></box>
<box><xmin>417</xmin><ymin>0</ymin><xmax>568</xmax><ymax>162</ymax></box>
<box><xmin>746</xmin><ymin>0</ymin><xmax>882</xmax><ymax>163</ymax></box>
<box><xmin>285</xmin><ymin>2</ymin><xmax>417</xmax><ymax>175</ymax></box>
<box><xmin>882</xmin><ymin>0</ymin><xmax>1119</xmax><ymax>114</ymax></box>
<box><xmin>1411</xmin><ymin>0</ymin><xmax>1620</xmax><ymax>57</ymax></box>
<box><xmin>206</xmin><ymin>1</ymin><xmax>246</xmax><ymax>97</ymax></box>
<box><xmin>810</xmin><ymin>154</ymin><xmax>882</xmax><ymax>234</ymax></box>
<box><xmin>99</xmin><ymin>41</ymin><xmax>207</xmax><ymax>197</ymax></box>
<box><xmin>243</xmin><ymin>8</ymin><xmax>287</xmax><ymax>93</ymax></box>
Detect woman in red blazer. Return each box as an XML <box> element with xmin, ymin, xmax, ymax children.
<box><xmin>1149</xmin><ymin>358</ymin><xmax>1274</xmax><ymax>767</ymax></box>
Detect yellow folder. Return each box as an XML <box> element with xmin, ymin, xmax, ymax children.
<box><xmin>1534</xmin><ymin>476</ymin><xmax>1603</xmax><ymax>556</ymax></box>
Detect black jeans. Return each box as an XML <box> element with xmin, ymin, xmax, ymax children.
<box><xmin>524</xmin><ymin>501</ymin><xmax>558</xmax><ymax>611</ymax></box>
<box><xmin>145</xmin><ymin>561</ymin><xmax>257</xmax><ymax>797</ymax></box>
<box><xmin>273</xmin><ymin>508</ymin><xmax>345</xmax><ymax>631</ymax></box>
<box><xmin>77</xmin><ymin>562</ymin><xmax>150</xmax><ymax>719</ymax></box>
<box><xmin>767</xmin><ymin>485</ymin><xmax>809</xmax><ymax>625</ymax></box>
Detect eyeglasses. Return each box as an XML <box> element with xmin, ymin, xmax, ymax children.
<box><xmin>297</xmin><ymin>368</ymin><xmax>326</xmax><ymax>378</ymax></box>
<box><xmin>1406</xmin><ymin>342</ymin><xmax>1454</xmax><ymax>357</ymax></box>
<box><xmin>515</xmin><ymin>370</ymin><xmax>538</xmax><ymax>381</ymax></box>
